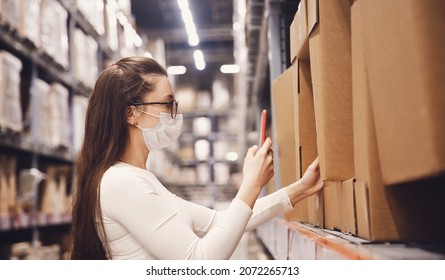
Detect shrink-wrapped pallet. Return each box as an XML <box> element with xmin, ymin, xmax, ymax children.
<box><xmin>31</xmin><ymin>79</ymin><xmax>51</xmax><ymax>145</ymax></box>
<box><xmin>19</xmin><ymin>0</ymin><xmax>41</xmax><ymax>46</ymax></box>
<box><xmin>0</xmin><ymin>0</ymin><xmax>20</xmax><ymax>30</ymax></box>
<box><xmin>40</xmin><ymin>0</ymin><xmax>69</xmax><ymax>68</ymax></box>
<box><xmin>48</xmin><ymin>83</ymin><xmax>70</xmax><ymax>148</ymax></box>
<box><xmin>0</xmin><ymin>51</ymin><xmax>23</xmax><ymax>132</ymax></box>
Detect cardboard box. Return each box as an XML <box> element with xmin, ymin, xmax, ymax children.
<box><xmin>296</xmin><ymin>60</ymin><xmax>318</xmax><ymax>178</ymax></box>
<box><xmin>322</xmin><ymin>179</ymin><xmax>355</xmax><ymax>234</ymax></box>
<box><xmin>308</xmin><ymin>0</ymin><xmax>355</xmax><ymax>181</ymax></box>
<box><xmin>273</xmin><ymin>64</ymin><xmax>310</xmax><ymax>223</ymax></box>
<box><xmin>272</xmin><ymin>66</ymin><xmax>298</xmax><ymax>188</ymax></box>
<box><xmin>290</xmin><ymin>0</ymin><xmax>309</xmax><ymax>63</ymax></box>
<box><xmin>322</xmin><ymin>181</ymin><xmax>341</xmax><ymax>230</ymax></box>
<box><xmin>6</xmin><ymin>156</ymin><xmax>17</xmax><ymax>212</ymax></box>
<box><xmin>352</xmin><ymin>1</ymin><xmax>445</xmax><ymax>242</ymax></box>
<box><xmin>0</xmin><ymin>155</ymin><xmax>8</xmax><ymax>215</ymax></box>
<box><xmin>340</xmin><ymin>178</ymin><xmax>356</xmax><ymax>234</ymax></box>
<box><xmin>351</xmin><ymin>1</ymin><xmax>396</xmax><ymax>240</ymax></box>
<box><xmin>306</xmin><ymin>192</ymin><xmax>323</xmax><ymax>227</ymax></box>
<box><xmin>285</xmin><ymin>59</ymin><xmax>318</xmax><ymax>224</ymax></box>
<box><xmin>359</xmin><ymin>0</ymin><xmax>445</xmax><ymax>185</ymax></box>
<box><xmin>354</xmin><ymin>181</ymin><xmax>371</xmax><ymax>239</ymax></box>
<box><xmin>297</xmin><ymin>59</ymin><xmax>321</xmax><ymax>226</ymax></box>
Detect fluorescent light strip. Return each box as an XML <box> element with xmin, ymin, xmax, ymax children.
<box><xmin>117</xmin><ymin>11</ymin><xmax>143</xmax><ymax>47</ymax></box>
<box><xmin>220</xmin><ymin>64</ymin><xmax>240</xmax><ymax>74</ymax></box>
<box><xmin>167</xmin><ymin>65</ymin><xmax>187</xmax><ymax>75</ymax></box>
<box><xmin>177</xmin><ymin>0</ymin><xmax>199</xmax><ymax>47</ymax></box>
<box><xmin>194</xmin><ymin>50</ymin><xmax>205</xmax><ymax>70</ymax></box>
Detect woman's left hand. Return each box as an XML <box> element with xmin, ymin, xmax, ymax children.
<box><xmin>286</xmin><ymin>157</ymin><xmax>324</xmax><ymax>206</ymax></box>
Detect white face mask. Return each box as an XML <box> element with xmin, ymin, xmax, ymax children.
<box><xmin>135</xmin><ymin>111</ymin><xmax>183</xmax><ymax>150</ymax></box>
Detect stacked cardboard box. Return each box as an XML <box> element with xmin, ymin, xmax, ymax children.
<box><xmin>352</xmin><ymin>0</ymin><xmax>445</xmax><ymax>241</ymax></box>
<box><xmin>277</xmin><ymin>0</ymin><xmax>354</xmax><ymax>230</ymax></box>
<box><xmin>276</xmin><ymin>0</ymin><xmax>445</xmax><ymax>241</ymax></box>
<box><xmin>40</xmin><ymin>166</ymin><xmax>71</xmax><ymax>214</ymax></box>
<box><xmin>0</xmin><ymin>155</ymin><xmax>18</xmax><ymax>215</ymax></box>
<box><xmin>358</xmin><ymin>0</ymin><xmax>445</xmax><ymax>186</ymax></box>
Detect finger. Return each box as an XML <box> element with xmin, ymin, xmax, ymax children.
<box><xmin>307</xmin><ymin>157</ymin><xmax>320</xmax><ymax>172</ymax></box>
<box><xmin>313</xmin><ymin>179</ymin><xmax>325</xmax><ymax>192</ymax></box>
<box><xmin>259</xmin><ymin>137</ymin><xmax>273</xmax><ymax>154</ymax></box>
<box><xmin>246</xmin><ymin>145</ymin><xmax>259</xmax><ymax>158</ymax></box>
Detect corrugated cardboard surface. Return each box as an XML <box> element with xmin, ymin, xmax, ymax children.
<box><xmin>290</xmin><ymin>0</ymin><xmax>309</xmax><ymax>62</ymax></box>
<box><xmin>323</xmin><ymin>181</ymin><xmax>341</xmax><ymax>230</ymax></box>
<box><xmin>360</xmin><ymin>0</ymin><xmax>445</xmax><ymax>185</ymax></box>
<box><xmin>352</xmin><ymin>1</ymin><xmax>445</xmax><ymax>241</ymax></box>
<box><xmin>322</xmin><ymin>179</ymin><xmax>355</xmax><ymax>234</ymax></box>
<box><xmin>340</xmin><ymin>178</ymin><xmax>356</xmax><ymax>234</ymax></box>
<box><xmin>298</xmin><ymin>59</ymin><xmax>321</xmax><ymax>226</ymax></box>
<box><xmin>354</xmin><ymin>181</ymin><xmax>370</xmax><ymax>239</ymax></box>
<box><xmin>297</xmin><ymin>59</ymin><xmax>318</xmax><ymax>176</ymax></box>
<box><xmin>307</xmin><ymin>0</ymin><xmax>318</xmax><ymax>35</ymax></box>
<box><xmin>272</xmin><ymin>67</ymin><xmax>298</xmax><ymax>188</ymax></box>
<box><xmin>308</xmin><ymin>0</ymin><xmax>355</xmax><ymax>181</ymax></box>
<box><xmin>351</xmin><ymin>1</ymin><xmax>398</xmax><ymax>241</ymax></box>
<box><xmin>0</xmin><ymin>155</ymin><xmax>8</xmax><ymax>215</ymax></box>
<box><xmin>286</xmin><ymin>63</ymin><xmax>306</xmax><ymax>223</ymax></box>
<box><xmin>306</xmin><ymin>193</ymin><xmax>323</xmax><ymax>227</ymax></box>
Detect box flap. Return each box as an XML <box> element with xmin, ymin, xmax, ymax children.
<box><xmin>307</xmin><ymin>0</ymin><xmax>319</xmax><ymax>35</ymax></box>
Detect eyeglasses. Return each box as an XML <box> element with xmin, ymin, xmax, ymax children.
<box><xmin>131</xmin><ymin>99</ymin><xmax>179</xmax><ymax>119</ymax></box>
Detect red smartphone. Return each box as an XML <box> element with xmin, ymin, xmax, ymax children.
<box><xmin>260</xmin><ymin>109</ymin><xmax>267</xmax><ymax>146</ymax></box>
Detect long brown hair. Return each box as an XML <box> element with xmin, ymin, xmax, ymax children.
<box><xmin>70</xmin><ymin>56</ymin><xmax>168</xmax><ymax>259</ymax></box>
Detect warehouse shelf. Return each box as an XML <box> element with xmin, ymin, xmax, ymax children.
<box><xmin>0</xmin><ymin>212</ymin><xmax>71</xmax><ymax>232</ymax></box>
<box><xmin>0</xmin><ymin>0</ymin><xmax>144</xmax><ymax>260</ymax></box>
<box><xmin>0</xmin><ymin>22</ymin><xmax>92</xmax><ymax>97</ymax></box>
<box><xmin>257</xmin><ymin>219</ymin><xmax>445</xmax><ymax>260</ymax></box>
<box><xmin>0</xmin><ymin>131</ymin><xmax>74</xmax><ymax>164</ymax></box>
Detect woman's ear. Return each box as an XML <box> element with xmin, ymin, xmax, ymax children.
<box><xmin>126</xmin><ymin>106</ymin><xmax>137</xmax><ymax>126</ymax></box>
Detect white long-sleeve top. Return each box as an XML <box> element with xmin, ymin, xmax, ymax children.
<box><xmin>99</xmin><ymin>162</ymin><xmax>294</xmax><ymax>260</ymax></box>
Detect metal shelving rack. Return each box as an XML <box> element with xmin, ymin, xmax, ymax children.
<box><xmin>0</xmin><ymin>0</ymin><xmax>139</xmax><ymax>259</ymax></box>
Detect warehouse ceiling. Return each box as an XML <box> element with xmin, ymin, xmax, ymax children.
<box><xmin>131</xmin><ymin>0</ymin><xmax>235</xmax><ymax>69</ymax></box>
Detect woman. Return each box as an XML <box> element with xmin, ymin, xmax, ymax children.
<box><xmin>70</xmin><ymin>56</ymin><xmax>324</xmax><ymax>260</ymax></box>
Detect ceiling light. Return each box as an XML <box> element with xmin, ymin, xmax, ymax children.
<box><xmin>220</xmin><ymin>64</ymin><xmax>240</xmax><ymax>74</ymax></box>
<box><xmin>177</xmin><ymin>0</ymin><xmax>200</xmax><ymax>47</ymax></box>
<box><xmin>167</xmin><ymin>65</ymin><xmax>187</xmax><ymax>75</ymax></box>
<box><xmin>177</xmin><ymin>0</ymin><xmax>189</xmax><ymax>10</ymax></box>
<box><xmin>194</xmin><ymin>50</ymin><xmax>206</xmax><ymax>70</ymax></box>
<box><xmin>225</xmin><ymin>152</ymin><xmax>239</xmax><ymax>161</ymax></box>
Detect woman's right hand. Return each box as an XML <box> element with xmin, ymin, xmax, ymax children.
<box><xmin>236</xmin><ymin>137</ymin><xmax>274</xmax><ymax>208</ymax></box>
